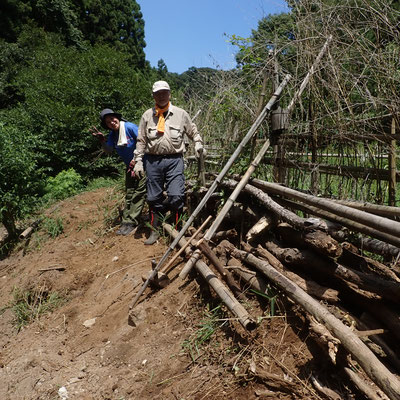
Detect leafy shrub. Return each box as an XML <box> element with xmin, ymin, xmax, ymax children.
<box><xmin>44</xmin><ymin>168</ymin><xmax>83</xmax><ymax>201</ymax></box>
<box><xmin>0</xmin><ymin>123</ymin><xmax>43</xmax><ymax>237</ymax></box>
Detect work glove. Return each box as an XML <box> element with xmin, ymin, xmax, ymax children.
<box><xmin>133</xmin><ymin>160</ymin><xmax>145</xmax><ymax>179</ymax></box>
<box><xmin>194</xmin><ymin>142</ymin><xmax>205</xmax><ymax>158</ymax></box>
<box><xmin>127</xmin><ymin>160</ymin><xmax>136</xmax><ymax>178</ymax></box>
<box><xmin>89</xmin><ymin>126</ymin><xmax>105</xmax><ymax>142</ymax></box>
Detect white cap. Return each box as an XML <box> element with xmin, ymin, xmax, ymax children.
<box><xmin>152</xmin><ymin>80</ymin><xmax>170</xmax><ymax>93</ymax></box>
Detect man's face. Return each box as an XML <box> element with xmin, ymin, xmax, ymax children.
<box><xmin>104</xmin><ymin>115</ymin><xmax>120</xmax><ymax>131</ymax></box>
<box><xmin>153</xmin><ymin>90</ymin><xmax>171</xmax><ymax>108</ymax></box>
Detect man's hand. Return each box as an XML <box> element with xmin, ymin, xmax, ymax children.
<box><xmin>194</xmin><ymin>142</ymin><xmax>205</xmax><ymax>158</ymax></box>
<box><xmin>133</xmin><ymin>160</ymin><xmax>145</xmax><ymax>179</ymax></box>
<box><xmin>128</xmin><ymin>160</ymin><xmax>136</xmax><ymax>177</ymax></box>
<box><xmin>89</xmin><ymin>126</ymin><xmax>105</xmax><ymax>142</ymax></box>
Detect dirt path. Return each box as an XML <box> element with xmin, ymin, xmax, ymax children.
<box><xmin>0</xmin><ymin>188</ymin><xmax>318</xmax><ymax>400</ymax></box>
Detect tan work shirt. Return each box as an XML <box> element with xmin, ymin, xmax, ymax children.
<box><xmin>134</xmin><ymin>104</ymin><xmax>203</xmax><ymax>162</ymax></box>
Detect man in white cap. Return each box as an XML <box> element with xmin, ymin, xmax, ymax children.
<box><xmin>133</xmin><ymin>81</ymin><xmax>204</xmax><ymax>245</ymax></box>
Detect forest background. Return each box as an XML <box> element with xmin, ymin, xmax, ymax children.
<box><xmin>1</xmin><ymin>0</ymin><xmax>400</xmax><ymax>245</ymax></box>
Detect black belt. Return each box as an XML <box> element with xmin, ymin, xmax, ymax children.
<box><xmin>146</xmin><ymin>153</ymin><xmax>183</xmax><ymax>160</ymax></box>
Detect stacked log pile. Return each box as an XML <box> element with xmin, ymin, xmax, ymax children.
<box><xmin>164</xmin><ymin>176</ymin><xmax>400</xmax><ymax>400</ymax></box>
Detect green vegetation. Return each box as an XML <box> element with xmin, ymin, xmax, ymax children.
<box><xmin>181</xmin><ymin>304</ymin><xmax>226</xmax><ymax>362</ymax></box>
<box><xmin>7</xmin><ymin>286</ymin><xmax>64</xmax><ymax>331</ymax></box>
<box><xmin>44</xmin><ymin>169</ymin><xmax>83</xmax><ymax>201</ymax></box>
<box><xmin>42</xmin><ymin>216</ymin><xmax>64</xmax><ymax>238</ymax></box>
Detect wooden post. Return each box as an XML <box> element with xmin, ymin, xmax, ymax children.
<box><xmin>388</xmin><ymin>117</ymin><xmax>397</xmax><ymax>206</ymax></box>
<box><xmin>249</xmin><ymin>72</ymin><xmax>268</xmax><ymax>161</ymax></box>
<box><xmin>310</xmin><ymin>98</ymin><xmax>319</xmax><ymax>194</ymax></box>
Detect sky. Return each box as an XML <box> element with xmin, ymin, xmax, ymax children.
<box><xmin>137</xmin><ymin>0</ymin><xmax>289</xmax><ymax>74</ymax></box>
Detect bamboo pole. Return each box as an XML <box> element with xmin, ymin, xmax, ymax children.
<box><xmin>249</xmin><ymin>71</ymin><xmax>268</xmax><ymax>161</ymax></box>
<box><xmin>286</xmin><ymin>35</ymin><xmax>332</xmax><ymax>113</ymax></box>
<box><xmin>228</xmin><ymin>246</ymin><xmax>400</xmax><ymax>400</ymax></box>
<box><xmin>248</xmin><ymin>178</ymin><xmax>400</xmax><ymax>239</ymax></box>
<box><xmin>159</xmin><ymin>216</ymin><xmax>212</xmax><ymax>276</ymax></box>
<box><xmin>179</xmin><ymin>139</ymin><xmax>274</xmax><ymax>280</ymax></box>
<box><xmin>330</xmin><ymin>199</ymin><xmax>400</xmax><ymax>219</ymax></box>
<box><xmin>128</xmin><ymin>75</ymin><xmax>291</xmax><ymax>310</ymax></box>
<box><xmin>181</xmin><ymin>38</ymin><xmax>334</xmax><ymax>280</ymax></box>
<box><xmin>164</xmin><ymin>224</ymin><xmax>256</xmax><ymax>331</ymax></box>
<box><xmin>273</xmin><ymin>196</ymin><xmax>400</xmax><ymax>249</ymax></box>
<box><xmin>388</xmin><ymin>117</ymin><xmax>397</xmax><ymax>206</ymax></box>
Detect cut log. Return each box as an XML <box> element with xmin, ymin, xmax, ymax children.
<box><xmin>274</xmin><ymin>195</ymin><xmax>400</xmax><ymax>253</ymax></box>
<box><xmin>339</xmin><ymin>242</ymin><xmax>400</xmax><ymax>283</ymax></box>
<box><xmin>19</xmin><ymin>219</ymin><xmax>41</xmax><ymax>240</ymax></box>
<box><xmin>246</xmin><ymin>215</ymin><xmax>274</xmax><ymax>243</ymax></box>
<box><xmin>212</xmin><ymin>228</ymin><xmax>238</xmax><ymax>242</ymax></box>
<box><xmin>263</xmin><ymin>240</ymin><xmax>400</xmax><ymax>305</ymax></box>
<box><xmin>353</xmin><ymin>237</ymin><xmax>400</xmax><ymax>259</ymax></box>
<box><xmin>226</xmin><ymin>259</ymin><xmax>269</xmax><ymax>295</ymax></box>
<box><xmin>224</xmin><ymin>242</ymin><xmax>400</xmax><ymax>400</ymax></box>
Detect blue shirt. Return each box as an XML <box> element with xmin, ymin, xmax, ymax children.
<box><xmin>105</xmin><ymin>121</ymin><xmax>138</xmax><ymax>166</ymax></box>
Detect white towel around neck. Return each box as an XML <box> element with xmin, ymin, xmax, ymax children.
<box><xmin>117</xmin><ymin>121</ymin><xmax>128</xmax><ymax>146</ymax></box>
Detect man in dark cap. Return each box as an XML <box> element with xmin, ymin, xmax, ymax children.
<box><xmin>90</xmin><ymin>109</ymin><xmax>146</xmax><ymax>235</ymax></box>
<box><xmin>133</xmin><ymin>81</ymin><xmax>204</xmax><ymax>245</ymax></box>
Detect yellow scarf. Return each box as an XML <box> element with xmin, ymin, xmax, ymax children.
<box><xmin>155</xmin><ymin>102</ymin><xmax>170</xmax><ymax>133</ymax></box>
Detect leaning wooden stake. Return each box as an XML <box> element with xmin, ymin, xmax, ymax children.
<box><xmin>164</xmin><ymin>224</ymin><xmax>256</xmax><ymax>331</ymax></box>
<box><xmin>181</xmin><ymin>38</ymin><xmax>334</xmax><ymax>280</ymax></box>
<box><xmin>226</xmin><ymin>244</ymin><xmax>400</xmax><ymax>400</ymax></box>
<box><xmin>142</xmin><ymin>216</ymin><xmax>212</xmax><ymax>288</ymax></box>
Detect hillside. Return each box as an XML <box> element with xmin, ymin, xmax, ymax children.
<box><xmin>0</xmin><ymin>187</ymin><xmax>323</xmax><ymax>400</ymax></box>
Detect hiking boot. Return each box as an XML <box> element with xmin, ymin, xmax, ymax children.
<box><xmin>144</xmin><ymin>209</ymin><xmax>161</xmax><ymax>245</ymax></box>
<box><xmin>144</xmin><ymin>230</ymin><xmax>160</xmax><ymax>245</ymax></box>
<box><xmin>116</xmin><ymin>223</ymin><xmax>136</xmax><ymax>236</ymax></box>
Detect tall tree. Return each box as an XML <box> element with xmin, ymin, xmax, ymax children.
<box><xmin>72</xmin><ymin>0</ymin><xmax>146</xmax><ymax>67</ymax></box>
<box><xmin>0</xmin><ymin>0</ymin><xmax>83</xmax><ymax>46</ymax></box>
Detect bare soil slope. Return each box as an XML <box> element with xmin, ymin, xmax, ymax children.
<box><xmin>0</xmin><ymin>188</ymin><xmax>322</xmax><ymax>400</ymax></box>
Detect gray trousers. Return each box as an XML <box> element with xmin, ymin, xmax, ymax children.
<box><xmin>144</xmin><ymin>154</ymin><xmax>185</xmax><ymax>212</ymax></box>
